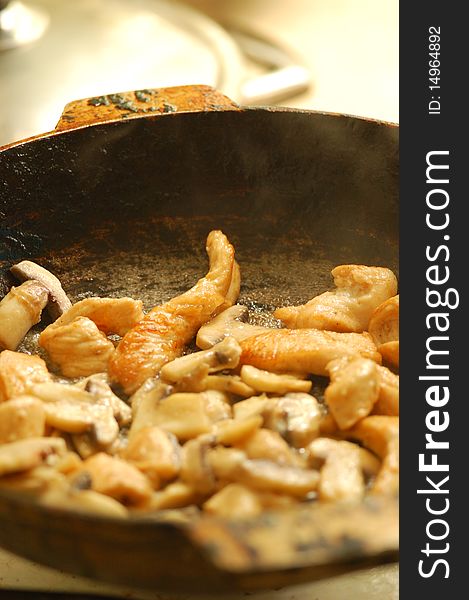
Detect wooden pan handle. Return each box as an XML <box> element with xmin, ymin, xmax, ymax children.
<box><xmin>56</xmin><ymin>85</ymin><xmax>239</xmax><ymax>131</ymax></box>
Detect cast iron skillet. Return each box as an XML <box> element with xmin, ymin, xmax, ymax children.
<box><xmin>0</xmin><ymin>85</ymin><xmax>398</xmax><ymax>593</ymax></box>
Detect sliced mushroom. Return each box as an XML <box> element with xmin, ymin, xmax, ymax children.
<box><xmin>239</xmin><ymin>329</ymin><xmax>381</xmax><ymax>376</ymax></box>
<box><xmin>325</xmin><ymin>356</ymin><xmax>380</xmax><ymax>430</ymax></box>
<box><xmin>0</xmin><ymin>396</ymin><xmax>46</xmax><ymax>444</ymax></box>
<box><xmin>78</xmin><ymin>373</ymin><xmax>132</xmax><ymax>425</ymax></box>
<box><xmin>41</xmin><ymin>487</ymin><xmax>128</xmax><ymax>517</ymax></box>
<box><xmin>232</xmin><ymin>395</ymin><xmax>270</xmax><ymax>421</ymax></box>
<box><xmin>109</xmin><ymin>230</ymin><xmax>238</xmax><ymax>394</ymax></box>
<box><xmin>240</xmin><ymin>365</ymin><xmax>312</xmax><ymax>395</ymax></box>
<box><xmin>76</xmin><ymin>452</ymin><xmax>152</xmax><ymax>506</ymax></box>
<box><xmin>39</xmin><ymin>316</ymin><xmax>116</xmax><ymax>378</ymax></box>
<box><xmin>263</xmin><ymin>393</ymin><xmax>323</xmax><ymax>448</ymax></box>
<box><xmin>309</xmin><ymin>438</ymin><xmax>365</xmax><ymax>502</ymax></box>
<box><xmin>202</xmin><ymin>374</ymin><xmax>256</xmax><ymax>397</ymax></box>
<box><xmin>133</xmin><ymin>392</ymin><xmax>212</xmax><ymax>441</ymax></box>
<box><xmin>238</xmin><ymin>428</ymin><xmax>304</xmax><ymax>467</ymax></box>
<box><xmin>201</xmin><ymin>390</ymin><xmax>232</xmax><ymax>423</ymax></box>
<box><xmin>0</xmin><ymin>280</ymin><xmax>48</xmax><ymax>351</ymax></box>
<box><xmin>45</xmin><ymin>402</ymin><xmax>118</xmax><ymax>446</ymax></box>
<box><xmin>31</xmin><ymin>381</ymin><xmax>96</xmax><ymax>404</ymax></box>
<box><xmin>196</xmin><ymin>305</ymin><xmax>270</xmax><ymax>350</ymax></box>
<box><xmin>128</xmin><ymin>381</ymin><xmax>173</xmax><ymax>437</ymax></box>
<box><xmin>347</xmin><ymin>416</ymin><xmax>399</xmax><ymax>495</ymax></box>
<box><xmin>10</xmin><ymin>260</ymin><xmax>72</xmax><ymax>320</ymax></box>
<box><xmin>213</xmin><ymin>415</ymin><xmax>263</xmax><ymax>445</ymax></box>
<box><xmin>149</xmin><ymin>481</ymin><xmax>203</xmax><ymax>510</ymax></box>
<box><xmin>307</xmin><ymin>437</ymin><xmax>380</xmax><ymax>478</ymax></box>
<box><xmin>0</xmin><ymin>350</ymin><xmax>51</xmax><ymax>403</ymax></box>
<box><xmin>161</xmin><ymin>337</ymin><xmax>242</xmax><ymax>383</ymax></box>
<box><xmin>203</xmin><ymin>483</ymin><xmax>262</xmax><ymax>519</ymax></box>
<box><xmin>122</xmin><ymin>426</ymin><xmax>181</xmax><ymax>485</ymax></box>
<box><xmin>369</xmin><ymin>295</ymin><xmax>399</xmax><ymax>369</ymax></box>
<box><xmin>0</xmin><ymin>464</ymin><xmax>68</xmax><ymax>494</ymax></box>
<box><xmin>274</xmin><ymin>265</ymin><xmax>397</xmax><ymax>332</ymax></box>
<box><xmin>0</xmin><ymin>437</ymin><xmax>66</xmax><ymax>477</ymax></box>
<box><xmin>180</xmin><ymin>435</ymin><xmax>217</xmax><ymax>494</ymax></box>
<box><xmin>208</xmin><ymin>447</ymin><xmax>319</xmax><ymax>498</ymax></box>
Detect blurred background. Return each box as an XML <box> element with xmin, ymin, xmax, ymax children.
<box><xmin>0</xmin><ymin>0</ymin><xmax>398</xmax><ymax>147</ymax></box>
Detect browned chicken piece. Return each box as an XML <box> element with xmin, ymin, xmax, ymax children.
<box><xmin>0</xmin><ymin>350</ymin><xmax>51</xmax><ymax>403</ymax></box>
<box><xmin>0</xmin><ymin>280</ymin><xmax>49</xmax><ymax>351</ymax></box>
<box><xmin>0</xmin><ymin>396</ymin><xmax>46</xmax><ymax>444</ymax></box>
<box><xmin>369</xmin><ymin>295</ymin><xmax>399</xmax><ymax>369</ymax></box>
<box><xmin>274</xmin><ymin>265</ymin><xmax>397</xmax><ymax>332</ymax></box>
<box><xmin>39</xmin><ymin>317</ymin><xmax>116</xmax><ymax>378</ymax></box>
<box><xmin>239</xmin><ymin>328</ymin><xmax>381</xmax><ymax>376</ymax></box>
<box><xmin>122</xmin><ymin>426</ymin><xmax>181</xmax><ymax>485</ymax></box>
<box><xmin>43</xmin><ymin>297</ymin><xmax>144</xmax><ymax>336</ymax></box>
<box><xmin>196</xmin><ymin>305</ymin><xmax>270</xmax><ymax>350</ymax></box>
<box><xmin>76</xmin><ymin>452</ymin><xmax>153</xmax><ymax>505</ymax></box>
<box><xmin>109</xmin><ymin>231</ymin><xmax>239</xmax><ymax>394</ymax></box>
<box><xmin>347</xmin><ymin>416</ymin><xmax>399</xmax><ymax>495</ymax></box>
<box><xmin>374</xmin><ymin>366</ymin><xmax>399</xmax><ymax>416</ymax></box>
<box><xmin>325</xmin><ymin>356</ymin><xmax>380</xmax><ymax>430</ymax></box>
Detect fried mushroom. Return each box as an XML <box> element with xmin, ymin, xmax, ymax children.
<box><xmin>0</xmin><ymin>280</ymin><xmax>49</xmax><ymax>351</ymax></box>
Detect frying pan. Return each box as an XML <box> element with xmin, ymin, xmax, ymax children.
<box><xmin>0</xmin><ymin>85</ymin><xmax>399</xmax><ymax>593</ymax></box>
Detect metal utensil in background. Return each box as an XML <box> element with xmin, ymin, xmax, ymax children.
<box><xmin>226</xmin><ymin>24</ymin><xmax>311</xmax><ymax>105</ymax></box>
<box><xmin>0</xmin><ymin>0</ymin><xmax>311</xmax><ymax>146</ymax></box>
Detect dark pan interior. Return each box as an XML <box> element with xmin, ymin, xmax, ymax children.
<box><xmin>0</xmin><ymin>109</ymin><xmax>398</xmax><ymax>312</ymax></box>
<box><xmin>0</xmin><ymin>108</ymin><xmax>399</xmax><ymax>591</ymax></box>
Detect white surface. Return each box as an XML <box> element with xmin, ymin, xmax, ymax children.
<box><xmin>187</xmin><ymin>0</ymin><xmax>399</xmax><ymax>122</ymax></box>
<box><xmin>0</xmin><ymin>547</ymin><xmax>398</xmax><ymax>599</ymax></box>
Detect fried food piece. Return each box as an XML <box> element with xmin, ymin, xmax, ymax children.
<box><xmin>262</xmin><ymin>392</ymin><xmax>323</xmax><ymax>448</ymax></box>
<box><xmin>240</xmin><ymin>365</ymin><xmax>312</xmax><ymax>395</ymax></box>
<box><xmin>196</xmin><ymin>305</ymin><xmax>270</xmax><ymax>350</ymax></box>
<box><xmin>160</xmin><ymin>337</ymin><xmax>242</xmax><ymax>383</ymax></box>
<box><xmin>0</xmin><ymin>437</ymin><xmax>66</xmax><ymax>477</ymax></box>
<box><xmin>10</xmin><ymin>260</ymin><xmax>72</xmax><ymax>320</ymax></box>
<box><xmin>0</xmin><ymin>280</ymin><xmax>49</xmax><ymax>351</ymax></box>
<box><xmin>239</xmin><ymin>328</ymin><xmax>381</xmax><ymax>376</ymax></box>
<box><xmin>77</xmin><ymin>453</ymin><xmax>152</xmax><ymax>505</ymax></box>
<box><xmin>274</xmin><ymin>265</ymin><xmax>397</xmax><ymax>332</ymax></box>
<box><xmin>122</xmin><ymin>426</ymin><xmax>181</xmax><ymax>484</ymax></box>
<box><xmin>325</xmin><ymin>356</ymin><xmax>380</xmax><ymax>430</ymax></box>
<box><xmin>347</xmin><ymin>416</ymin><xmax>399</xmax><ymax>495</ymax></box>
<box><xmin>238</xmin><ymin>428</ymin><xmax>303</xmax><ymax>467</ymax></box>
<box><xmin>43</xmin><ymin>297</ymin><xmax>144</xmax><ymax>336</ymax></box>
<box><xmin>369</xmin><ymin>295</ymin><xmax>399</xmax><ymax>369</ymax></box>
<box><xmin>0</xmin><ymin>396</ymin><xmax>46</xmax><ymax>444</ymax></box>
<box><xmin>39</xmin><ymin>317</ymin><xmax>116</xmax><ymax>378</ymax></box>
<box><xmin>374</xmin><ymin>366</ymin><xmax>399</xmax><ymax>416</ymax></box>
<box><xmin>109</xmin><ymin>231</ymin><xmax>238</xmax><ymax>394</ymax></box>
<box><xmin>203</xmin><ymin>483</ymin><xmax>263</xmax><ymax>519</ymax></box>
<box><xmin>312</xmin><ymin>439</ymin><xmax>365</xmax><ymax>502</ymax></box>
<box><xmin>0</xmin><ymin>350</ymin><xmax>51</xmax><ymax>402</ymax></box>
